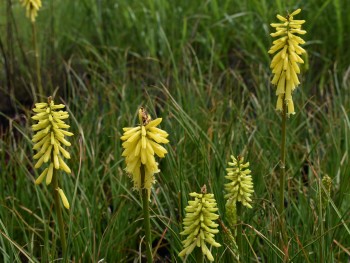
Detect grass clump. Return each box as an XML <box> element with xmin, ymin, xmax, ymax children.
<box><xmin>0</xmin><ymin>1</ymin><xmax>349</xmax><ymax>262</ymax></box>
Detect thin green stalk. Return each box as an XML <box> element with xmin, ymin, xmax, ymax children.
<box><xmin>52</xmin><ymin>169</ymin><xmax>67</xmax><ymax>256</ymax></box>
<box><xmin>196</xmin><ymin>249</ymin><xmax>204</xmax><ymax>263</ymax></box>
<box><xmin>319</xmin><ymin>180</ymin><xmax>324</xmax><ymax>263</ymax></box>
<box><xmin>279</xmin><ymin>101</ymin><xmax>288</xmax><ymax>252</ymax></box>
<box><xmin>141</xmin><ymin>164</ymin><xmax>153</xmax><ymax>263</ymax></box>
<box><xmin>279</xmin><ymin>102</ymin><xmax>286</xmax><ymax>216</ymax></box>
<box><xmin>31</xmin><ymin>21</ymin><xmax>43</xmax><ymax>100</ymax></box>
<box><xmin>5</xmin><ymin>0</ymin><xmax>15</xmax><ymax>108</ymax></box>
<box><xmin>236</xmin><ymin>202</ymin><xmax>243</xmax><ymax>259</ymax></box>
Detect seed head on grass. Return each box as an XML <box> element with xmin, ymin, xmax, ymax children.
<box><xmin>225</xmin><ymin>155</ymin><xmax>254</xmax><ymax>209</ymax></box>
<box><xmin>179</xmin><ymin>186</ymin><xmax>221</xmax><ymax>261</ymax></box>
<box><xmin>20</xmin><ymin>0</ymin><xmax>42</xmax><ymax>22</ymax></box>
<box><xmin>32</xmin><ymin>97</ymin><xmax>73</xmax><ymax>209</ymax></box>
<box><xmin>269</xmin><ymin>8</ymin><xmax>307</xmax><ymax>115</ymax></box>
<box><xmin>120</xmin><ymin>107</ymin><xmax>169</xmax><ymax>196</ymax></box>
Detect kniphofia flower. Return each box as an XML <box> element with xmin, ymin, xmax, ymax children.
<box><xmin>120</xmin><ymin>108</ymin><xmax>169</xmax><ymax>194</ymax></box>
<box><xmin>32</xmin><ymin>97</ymin><xmax>73</xmax><ymax>209</ymax></box>
<box><xmin>225</xmin><ymin>155</ymin><xmax>254</xmax><ymax>209</ymax></box>
<box><xmin>20</xmin><ymin>0</ymin><xmax>42</xmax><ymax>22</ymax></box>
<box><xmin>269</xmin><ymin>8</ymin><xmax>306</xmax><ymax>115</ymax></box>
<box><xmin>179</xmin><ymin>187</ymin><xmax>221</xmax><ymax>261</ymax></box>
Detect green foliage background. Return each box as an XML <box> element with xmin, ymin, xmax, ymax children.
<box><xmin>0</xmin><ymin>0</ymin><xmax>349</xmax><ymax>262</ymax></box>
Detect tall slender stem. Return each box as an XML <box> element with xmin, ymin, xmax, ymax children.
<box><xmin>141</xmin><ymin>165</ymin><xmax>153</xmax><ymax>262</ymax></box>
<box><xmin>319</xmin><ymin>180</ymin><xmax>325</xmax><ymax>263</ymax></box>
<box><xmin>236</xmin><ymin>202</ymin><xmax>243</xmax><ymax>258</ymax></box>
<box><xmin>52</xmin><ymin>169</ymin><xmax>67</xmax><ymax>256</ymax></box>
<box><xmin>279</xmin><ymin>103</ymin><xmax>287</xmax><ymax>215</ymax></box>
<box><xmin>32</xmin><ymin>21</ymin><xmax>43</xmax><ymax>99</ymax></box>
<box><xmin>279</xmin><ymin>101</ymin><xmax>288</xmax><ymax>252</ymax></box>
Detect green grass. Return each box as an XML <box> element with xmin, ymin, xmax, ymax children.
<box><xmin>1</xmin><ymin>0</ymin><xmax>350</xmax><ymax>262</ymax></box>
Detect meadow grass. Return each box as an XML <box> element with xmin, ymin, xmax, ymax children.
<box><xmin>0</xmin><ymin>0</ymin><xmax>350</xmax><ymax>262</ymax></box>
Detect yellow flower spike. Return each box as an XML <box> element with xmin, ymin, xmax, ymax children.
<box><xmin>57</xmin><ymin>188</ymin><xmax>70</xmax><ymax>209</ymax></box>
<box><xmin>225</xmin><ymin>155</ymin><xmax>254</xmax><ymax>209</ymax></box>
<box><xmin>20</xmin><ymin>0</ymin><xmax>42</xmax><ymax>22</ymax></box>
<box><xmin>179</xmin><ymin>186</ymin><xmax>221</xmax><ymax>261</ymax></box>
<box><xmin>32</xmin><ymin>97</ymin><xmax>73</xmax><ymax>185</ymax></box>
<box><xmin>269</xmin><ymin>9</ymin><xmax>306</xmax><ymax>115</ymax></box>
<box><xmin>120</xmin><ymin>107</ymin><xmax>169</xmax><ymax>195</ymax></box>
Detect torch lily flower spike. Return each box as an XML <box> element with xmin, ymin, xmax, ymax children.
<box><xmin>269</xmin><ymin>8</ymin><xmax>307</xmax><ymax>115</ymax></box>
<box><xmin>179</xmin><ymin>186</ymin><xmax>221</xmax><ymax>261</ymax></box>
<box><xmin>20</xmin><ymin>0</ymin><xmax>42</xmax><ymax>22</ymax></box>
<box><xmin>121</xmin><ymin>107</ymin><xmax>169</xmax><ymax>196</ymax></box>
<box><xmin>225</xmin><ymin>155</ymin><xmax>254</xmax><ymax>209</ymax></box>
<box><xmin>32</xmin><ymin>97</ymin><xmax>73</xmax><ymax>209</ymax></box>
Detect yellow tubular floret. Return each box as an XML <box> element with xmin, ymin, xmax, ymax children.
<box><xmin>57</xmin><ymin>188</ymin><xmax>70</xmax><ymax>209</ymax></box>
<box><xmin>46</xmin><ymin>163</ymin><xmax>54</xmax><ymax>185</ymax></box>
<box><xmin>35</xmin><ymin>168</ymin><xmax>48</xmax><ymax>185</ymax></box>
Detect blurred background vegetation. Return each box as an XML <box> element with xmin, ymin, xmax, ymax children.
<box><xmin>0</xmin><ymin>0</ymin><xmax>349</xmax><ymax>262</ymax></box>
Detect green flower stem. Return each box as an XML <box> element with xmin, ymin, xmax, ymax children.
<box><xmin>141</xmin><ymin>164</ymin><xmax>153</xmax><ymax>263</ymax></box>
<box><xmin>52</xmin><ymin>169</ymin><xmax>67</xmax><ymax>256</ymax></box>
<box><xmin>319</xmin><ymin>180</ymin><xmax>324</xmax><ymax>263</ymax></box>
<box><xmin>31</xmin><ymin>21</ymin><xmax>43</xmax><ymax>100</ymax></box>
<box><xmin>236</xmin><ymin>202</ymin><xmax>243</xmax><ymax>258</ymax></box>
<box><xmin>196</xmin><ymin>249</ymin><xmax>204</xmax><ymax>263</ymax></box>
<box><xmin>279</xmin><ymin>101</ymin><xmax>287</xmax><ymax>246</ymax></box>
<box><xmin>279</xmin><ymin>103</ymin><xmax>286</xmax><ymax>215</ymax></box>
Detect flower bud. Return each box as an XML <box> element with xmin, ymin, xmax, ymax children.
<box><xmin>57</xmin><ymin>188</ymin><xmax>70</xmax><ymax>209</ymax></box>
<box><xmin>225</xmin><ymin>155</ymin><xmax>254</xmax><ymax>209</ymax></box>
<box><xmin>32</xmin><ymin>97</ymin><xmax>73</xmax><ymax>185</ymax></box>
<box><xmin>179</xmin><ymin>190</ymin><xmax>221</xmax><ymax>261</ymax></box>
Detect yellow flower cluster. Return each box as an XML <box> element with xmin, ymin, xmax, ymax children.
<box><xmin>179</xmin><ymin>191</ymin><xmax>221</xmax><ymax>261</ymax></box>
<box><xmin>269</xmin><ymin>8</ymin><xmax>306</xmax><ymax>115</ymax></box>
<box><xmin>32</xmin><ymin>97</ymin><xmax>73</xmax><ymax>209</ymax></box>
<box><xmin>121</xmin><ymin>108</ymin><xmax>169</xmax><ymax>193</ymax></box>
<box><xmin>20</xmin><ymin>0</ymin><xmax>42</xmax><ymax>22</ymax></box>
<box><xmin>225</xmin><ymin>155</ymin><xmax>254</xmax><ymax>209</ymax></box>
